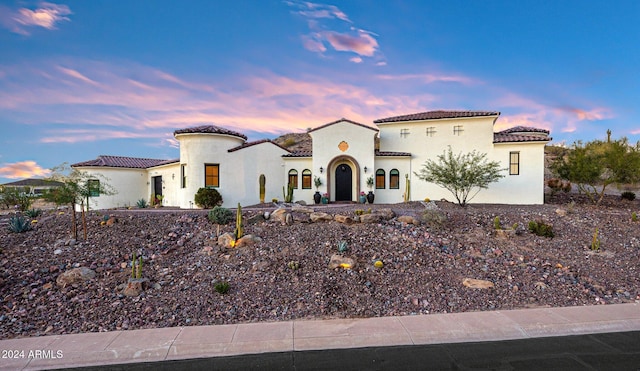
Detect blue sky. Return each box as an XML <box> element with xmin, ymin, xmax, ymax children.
<box><xmin>1</xmin><ymin>0</ymin><xmax>639</xmax><ymax>183</ymax></box>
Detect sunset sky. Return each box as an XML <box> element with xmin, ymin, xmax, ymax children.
<box><xmin>1</xmin><ymin>0</ymin><xmax>638</xmax><ymax>184</ymax></box>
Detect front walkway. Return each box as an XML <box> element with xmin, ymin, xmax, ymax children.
<box><xmin>1</xmin><ymin>303</ymin><xmax>638</xmax><ymax>370</ymax></box>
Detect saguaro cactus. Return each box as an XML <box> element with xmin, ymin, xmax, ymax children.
<box><xmin>404</xmin><ymin>174</ymin><xmax>411</xmax><ymax>203</ymax></box>
<box><xmin>259</xmin><ymin>174</ymin><xmax>266</xmax><ymax>203</ymax></box>
<box><xmin>234</xmin><ymin>203</ymin><xmax>243</xmax><ymax>240</ymax></box>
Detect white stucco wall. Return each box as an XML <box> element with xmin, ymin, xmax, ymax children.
<box><xmin>371</xmin><ymin>156</ymin><xmax>411</xmax><ymax>204</ymax></box>
<box><xmin>175</xmin><ymin>133</ymin><xmax>245</xmax><ymax>208</ymax></box>
<box><xmin>74</xmin><ymin>167</ymin><xmax>148</xmax><ymax>210</ymax></box>
<box><xmin>147</xmin><ymin>163</ymin><xmax>180</xmax><ymax>207</ymax></box>
<box><xmin>309</xmin><ymin>121</ymin><xmax>377</xmax><ymax>201</ymax></box>
<box><xmin>283</xmin><ymin>157</ymin><xmax>314</xmax><ymax>203</ymax></box>
<box><xmin>227</xmin><ymin>142</ymin><xmax>289</xmax><ymax>206</ymax></box>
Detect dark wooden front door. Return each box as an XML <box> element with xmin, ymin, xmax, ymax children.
<box><xmin>153</xmin><ymin>176</ymin><xmax>162</xmax><ymax>197</ymax></box>
<box><xmin>335</xmin><ymin>164</ymin><xmax>352</xmax><ymax>201</ymax></box>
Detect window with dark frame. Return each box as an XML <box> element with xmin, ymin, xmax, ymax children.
<box><xmin>301</xmin><ymin>169</ymin><xmax>312</xmax><ymax>189</ymax></box>
<box><xmin>181</xmin><ymin>164</ymin><xmax>187</xmax><ymax>188</ymax></box>
<box><xmin>375</xmin><ymin>169</ymin><xmax>385</xmax><ymax>189</ymax></box>
<box><xmin>509</xmin><ymin>152</ymin><xmax>520</xmax><ymax>175</ymax></box>
<box><xmin>204</xmin><ymin>164</ymin><xmax>219</xmax><ymax>187</ymax></box>
<box><xmin>288</xmin><ymin>169</ymin><xmax>298</xmax><ymax>189</ymax></box>
<box><xmin>88</xmin><ymin>179</ymin><xmax>100</xmax><ymax>197</ymax></box>
<box><xmin>453</xmin><ymin>125</ymin><xmax>464</xmax><ymax>135</ymax></box>
<box><xmin>400</xmin><ymin>128</ymin><xmax>410</xmax><ymax>138</ymax></box>
<box><xmin>389</xmin><ymin>169</ymin><xmax>400</xmax><ymax>189</ymax></box>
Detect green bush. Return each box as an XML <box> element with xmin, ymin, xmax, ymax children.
<box><xmin>194</xmin><ymin>187</ymin><xmax>223</xmax><ymax>209</ymax></box>
<box><xmin>621</xmin><ymin>191</ymin><xmax>636</xmax><ymax>201</ymax></box>
<box><xmin>208</xmin><ymin>206</ymin><xmax>234</xmax><ymax>224</ymax></box>
<box><xmin>528</xmin><ymin>220</ymin><xmax>555</xmax><ymax>238</ymax></box>
<box><xmin>0</xmin><ymin>187</ymin><xmax>33</xmax><ymax>211</ymax></box>
<box><xmin>24</xmin><ymin>208</ymin><xmax>42</xmax><ymax>218</ymax></box>
<box><xmin>8</xmin><ymin>215</ymin><xmax>32</xmax><ymax>233</ymax></box>
<box><xmin>214</xmin><ymin>281</ymin><xmax>230</xmax><ymax>294</ymax></box>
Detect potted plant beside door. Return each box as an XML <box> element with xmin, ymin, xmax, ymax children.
<box><xmin>359</xmin><ymin>191</ymin><xmax>366</xmax><ymax>204</ymax></box>
<box><xmin>313</xmin><ymin>176</ymin><xmax>322</xmax><ymax>204</ymax></box>
<box><xmin>366</xmin><ymin>176</ymin><xmax>375</xmax><ymax>204</ymax></box>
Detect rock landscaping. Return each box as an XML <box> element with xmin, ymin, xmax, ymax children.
<box><xmin>0</xmin><ymin>193</ymin><xmax>639</xmax><ymax>339</ymax></box>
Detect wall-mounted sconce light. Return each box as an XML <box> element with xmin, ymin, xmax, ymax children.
<box><xmin>364</xmin><ymin>166</ymin><xmax>368</xmax><ymax>173</ymax></box>
<box><xmin>320</xmin><ymin>166</ymin><xmax>324</xmax><ymax>173</ymax></box>
<box><xmin>172</xmin><ymin>173</ymin><xmax>175</xmax><ymax>180</ymax></box>
<box><xmin>146</xmin><ymin>181</ymin><xmax>150</xmax><ymax>185</ymax></box>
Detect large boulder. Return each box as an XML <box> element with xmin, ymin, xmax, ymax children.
<box><xmin>270</xmin><ymin>208</ymin><xmax>289</xmax><ymax>224</ymax></box>
<box><xmin>376</xmin><ymin>208</ymin><xmax>395</xmax><ymax>220</ymax></box>
<box><xmin>334</xmin><ymin>215</ymin><xmax>354</xmax><ymax>224</ymax></box>
<box><xmin>310</xmin><ymin>212</ymin><xmax>333</xmax><ymax>222</ymax></box>
<box><xmin>56</xmin><ymin>267</ymin><xmax>96</xmax><ymax>288</ymax></box>
<box><xmin>359</xmin><ymin>213</ymin><xmax>381</xmax><ymax>223</ymax></box>
<box><xmin>397</xmin><ymin>215</ymin><xmax>420</xmax><ymax>225</ymax></box>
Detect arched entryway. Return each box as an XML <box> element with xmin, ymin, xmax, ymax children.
<box><xmin>334</xmin><ymin>164</ymin><xmax>352</xmax><ymax>201</ymax></box>
<box><xmin>325</xmin><ymin>155</ymin><xmax>362</xmax><ymax>202</ymax></box>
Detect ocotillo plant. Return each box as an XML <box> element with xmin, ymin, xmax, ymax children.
<box><xmin>259</xmin><ymin>174</ymin><xmax>266</xmax><ymax>203</ymax></box>
<box><xmin>234</xmin><ymin>203</ymin><xmax>243</xmax><ymax>240</ymax></box>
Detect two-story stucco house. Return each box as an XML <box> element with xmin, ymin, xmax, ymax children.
<box><xmin>71</xmin><ymin>110</ymin><xmax>551</xmax><ymax>209</ymax></box>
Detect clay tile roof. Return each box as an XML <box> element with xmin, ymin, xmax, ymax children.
<box><xmin>1</xmin><ymin>178</ymin><xmax>64</xmax><ymax>187</ymax></box>
<box><xmin>375</xmin><ymin>150</ymin><xmax>412</xmax><ymax>157</ymax></box>
<box><xmin>173</xmin><ymin>125</ymin><xmax>248</xmax><ymax>140</ymax></box>
<box><xmin>307</xmin><ymin>118</ymin><xmax>378</xmax><ymax>133</ymax></box>
<box><xmin>282</xmin><ymin>151</ymin><xmax>313</xmax><ymax>158</ymax></box>
<box><xmin>228</xmin><ymin>139</ymin><xmax>290</xmax><ymax>153</ymax></box>
<box><xmin>374</xmin><ymin>110</ymin><xmax>500</xmax><ymax>124</ymax></box>
<box><xmin>71</xmin><ymin>155</ymin><xmax>179</xmax><ymax>169</ymax></box>
<box><xmin>497</xmin><ymin>126</ymin><xmax>550</xmax><ymax>135</ymax></box>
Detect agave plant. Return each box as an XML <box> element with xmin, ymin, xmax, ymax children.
<box><xmin>8</xmin><ymin>215</ymin><xmax>32</xmax><ymax>233</ymax></box>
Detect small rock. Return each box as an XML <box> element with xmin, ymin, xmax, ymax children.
<box><xmin>53</xmin><ymin>249</ymin><xmax>62</xmax><ymax>255</ymax></box>
<box><xmin>56</xmin><ymin>267</ymin><xmax>96</xmax><ymax>288</ymax></box>
<box><xmin>462</xmin><ymin>278</ymin><xmax>494</xmax><ymax>289</ymax></box>
<box><xmin>328</xmin><ymin>254</ymin><xmax>356</xmax><ymax>269</ymax></box>
<box><xmin>106</xmin><ymin>216</ymin><xmax>117</xmax><ymax>226</ymax></box>
<box><xmin>270</xmin><ymin>208</ymin><xmax>289</xmax><ymax>224</ymax></box>
<box><xmin>555</xmin><ymin>208</ymin><xmax>567</xmax><ymax>217</ymax></box>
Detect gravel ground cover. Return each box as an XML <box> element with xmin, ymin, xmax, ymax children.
<box><xmin>1</xmin><ymin>194</ymin><xmax>639</xmax><ymax>339</ymax></box>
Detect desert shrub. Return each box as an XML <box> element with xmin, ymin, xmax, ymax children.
<box><xmin>136</xmin><ymin>198</ymin><xmax>148</xmax><ymax>208</ymax></box>
<box><xmin>8</xmin><ymin>215</ymin><xmax>32</xmax><ymax>233</ymax></box>
<box><xmin>208</xmin><ymin>206</ymin><xmax>234</xmax><ymax>224</ymax></box>
<box><xmin>24</xmin><ymin>208</ymin><xmax>42</xmax><ymax>218</ymax></box>
<box><xmin>632</xmin><ymin>212</ymin><xmax>638</xmax><ymax>222</ymax></box>
<box><xmin>194</xmin><ymin>187</ymin><xmax>223</xmax><ymax>209</ymax></box>
<box><xmin>493</xmin><ymin>216</ymin><xmax>501</xmax><ymax>230</ymax></box>
<box><xmin>528</xmin><ymin>220</ymin><xmax>555</xmax><ymax>238</ymax></box>
<box><xmin>422</xmin><ymin>209</ymin><xmax>447</xmax><ymax>229</ymax></box>
<box><xmin>283</xmin><ymin>137</ymin><xmax>297</xmax><ymax>147</ymax></box>
<box><xmin>0</xmin><ymin>187</ymin><xmax>33</xmax><ymax>211</ymax></box>
<box><xmin>214</xmin><ymin>281</ymin><xmax>230</xmax><ymax>294</ymax></box>
<box><xmin>621</xmin><ymin>191</ymin><xmax>636</xmax><ymax>201</ymax></box>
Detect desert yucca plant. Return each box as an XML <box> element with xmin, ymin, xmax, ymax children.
<box><xmin>337</xmin><ymin>240</ymin><xmax>348</xmax><ymax>253</ymax></box>
<box><xmin>8</xmin><ymin>215</ymin><xmax>32</xmax><ymax>233</ymax></box>
<box><xmin>136</xmin><ymin>199</ymin><xmax>148</xmax><ymax>208</ymax></box>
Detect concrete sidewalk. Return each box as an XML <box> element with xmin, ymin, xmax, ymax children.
<box><xmin>1</xmin><ymin>303</ymin><xmax>639</xmax><ymax>370</ymax></box>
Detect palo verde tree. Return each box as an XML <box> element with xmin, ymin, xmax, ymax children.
<box><xmin>414</xmin><ymin>146</ymin><xmax>505</xmax><ymax>206</ymax></box>
<box><xmin>551</xmin><ymin>131</ymin><xmax>640</xmax><ymax>204</ymax></box>
<box><xmin>43</xmin><ymin>163</ymin><xmax>116</xmax><ymax>240</ymax></box>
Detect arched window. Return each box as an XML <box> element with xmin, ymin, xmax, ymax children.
<box><xmin>301</xmin><ymin>169</ymin><xmax>312</xmax><ymax>189</ymax></box>
<box><xmin>288</xmin><ymin>169</ymin><xmax>298</xmax><ymax>189</ymax></box>
<box><xmin>390</xmin><ymin>169</ymin><xmax>400</xmax><ymax>189</ymax></box>
<box><xmin>375</xmin><ymin>169</ymin><xmax>385</xmax><ymax>189</ymax></box>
